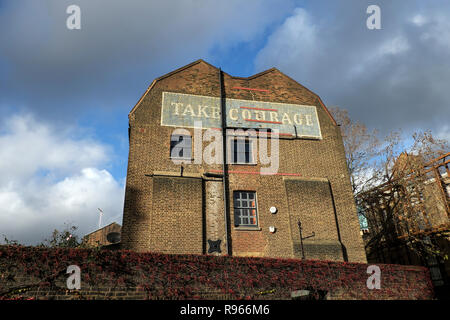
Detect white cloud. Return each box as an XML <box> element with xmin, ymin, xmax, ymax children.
<box><xmin>420</xmin><ymin>14</ymin><xmax>450</xmax><ymax>51</ymax></box>
<box><xmin>411</xmin><ymin>14</ymin><xmax>427</xmax><ymax>27</ymax></box>
<box><xmin>0</xmin><ymin>114</ymin><xmax>124</xmax><ymax>245</ymax></box>
<box><xmin>377</xmin><ymin>36</ymin><xmax>410</xmax><ymax>56</ymax></box>
<box><xmin>254</xmin><ymin>4</ymin><xmax>450</xmax><ymax>139</ymax></box>
<box><xmin>255</xmin><ymin>8</ymin><xmax>319</xmax><ymax>77</ymax></box>
<box><xmin>436</xmin><ymin>125</ymin><xmax>450</xmax><ymax>145</ymax></box>
<box><xmin>0</xmin><ymin>114</ymin><xmax>109</xmax><ymax>183</ymax></box>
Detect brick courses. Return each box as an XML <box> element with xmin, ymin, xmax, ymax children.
<box><xmin>121</xmin><ymin>59</ymin><xmax>367</xmax><ymax>263</ymax></box>
<box><xmin>0</xmin><ymin>246</ymin><xmax>434</xmax><ymax>300</ymax></box>
<box><xmin>83</xmin><ymin>222</ymin><xmax>121</xmax><ymax>247</ymax></box>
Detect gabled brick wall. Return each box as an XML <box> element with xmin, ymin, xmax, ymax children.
<box><xmin>122</xmin><ymin>59</ymin><xmax>366</xmax><ymax>262</ymax></box>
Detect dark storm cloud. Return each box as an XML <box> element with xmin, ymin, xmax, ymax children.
<box><xmin>0</xmin><ymin>0</ymin><xmax>292</xmax><ymax>121</ymax></box>
<box><xmin>256</xmin><ymin>0</ymin><xmax>450</xmax><ymax>139</ymax></box>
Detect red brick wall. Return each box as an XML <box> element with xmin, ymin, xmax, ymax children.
<box><xmin>0</xmin><ymin>246</ymin><xmax>435</xmax><ymax>300</ymax></box>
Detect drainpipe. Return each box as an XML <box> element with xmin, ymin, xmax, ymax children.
<box><xmin>328</xmin><ymin>183</ymin><xmax>348</xmax><ymax>262</ymax></box>
<box><xmin>219</xmin><ymin>68</ymin><xmax>231</xmax><ymax>255</ymax></box>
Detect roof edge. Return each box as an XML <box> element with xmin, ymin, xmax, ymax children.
<box><xmin>267</xmin><ymin>68</ymin><xmax>337</xmax><ymax>126</ymax></box>
<box><xmin>130</xmin><ymin>59</ymin><xmax>211</xmax><ymax>116</ymax></box>
<box><xmin>129</xmin><ymin>60</ymin><xmax>337</xmax><ymax>126</ymax></box>
<box><xmin>83</xmin><ymin>222</ymin><xmax>122</xmax><ymax>238</ymax></box>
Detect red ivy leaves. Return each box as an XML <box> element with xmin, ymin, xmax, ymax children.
<box><xmin>0</xmin><ymin>245</ymin><xmax>434</xmax><ymax>300</ymax></box>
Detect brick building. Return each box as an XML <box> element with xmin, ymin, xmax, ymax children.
<box><xmin>82</xmin><ymin>222</ymin><xmax>122</xmax><ymax>247</ymax></box>
<box><xmin>360</xmin><ymin>152</ymin><xmax>449</xmax><ymax>292</ymax></box>
<box><xmin>121</xmin><ymin>60</ymin><xmax>367</xmax><ymax>263</ymax></box>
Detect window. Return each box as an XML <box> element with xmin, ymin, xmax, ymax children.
<box><xmin>357</xmin><ymin>206</ymin><xmax>369</xmax><ymax>230</ymax></box>
<box><xmin>170</xmin><ymin>134</ymin><xmax>192</xmax><ymax>159</ymax></box>
<box><xmin>231</xmin><ymin>137</ymin><xmax>254</xmax><ymax>164</ymax></box>
<box><xmin>233</xmin><ymin>191</ymin><xmax>258</xmax><ymax>227</ymax></box>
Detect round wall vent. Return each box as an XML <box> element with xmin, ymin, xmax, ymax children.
<box><xmin>106</xmin><ymin>232</ymin><xmax>121</xmax><ymax>244</ymax></box>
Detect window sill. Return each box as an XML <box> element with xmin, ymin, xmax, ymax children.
<box><xmin>234</xmin><ymin>227</ymin><xmax>262</xmax><ymax>231</ymax></box>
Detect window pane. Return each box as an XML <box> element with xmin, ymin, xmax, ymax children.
<box><xmin>233</xmin><ymin>191</ymin><xmax>258</xmax><ymax>227</ymax></box>
<box><xmin>232</xmin><ymin>138</ymin><xmax>253</xmax><ymax>163</ymax></box>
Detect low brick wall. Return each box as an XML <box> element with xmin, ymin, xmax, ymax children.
<box><xmin>0</xmin><ymin>245</ymin><xmax>434</xmax><ymax>300</ymax></box>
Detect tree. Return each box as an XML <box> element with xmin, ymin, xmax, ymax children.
<box><xmin>359</xmin><ymin>131</ymin><xmax>449</xmax><ymax>262</ymax></box>
<box><xmin>330</xmin><ymin>106</ymin><xmax>449</xmax><ymax>264</ymax></box>
<box><xmin>1</xmin><ymin>236</ymin><xmax>20</xmax><ymax>246</ymax></box>
<box><xmin>39</xmin><ymin>224</ymin><xmax>81</xmax><ymax>248</ymax></box>
<box><xmin>2</xmin><ymin>224</ymin><xmax>82</xmax><ymax>248</ymax></box>
<box><xmin>329</xmin><ymin>107</ymin><xmax>379</xmax><ymax>194</ymax></box>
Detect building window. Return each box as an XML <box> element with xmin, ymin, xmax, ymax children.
<box><xmin>233</xmin><ymin>191</ymin><xmax>258</xmax><ymax>227</ymax></box>
<box><xmin>231</xmin><ymin>137</ymin><xmax>254</xmax><ymax>164</ymax></box>
<box><xmin>170</xmin><ymin>134</ymin><xmax>192</xmax><ymax>159</ymax></box>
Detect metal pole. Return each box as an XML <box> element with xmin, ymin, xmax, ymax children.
<box><xmin>97</xmin><ymin>208</ymin><xmax>103</xmax><ymax>230</ymax></box>
<box><xmin>298</xmin><ymin>220</ymin><xmax>305</xmax><ymax>260</ymax></box>
<box><xmin>219</xmin><ymin>68</ymin><xmax>231</xmax><ymax>255</ymax></box>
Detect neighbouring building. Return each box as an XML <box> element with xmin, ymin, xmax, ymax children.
<box><xmin>121</xmin><ymin>59</ymin><xmax>367</xmax><ymax>263</ymax></box>
<box><xmin>360</xmin><ymin>152</ymin><xmax>449</xmax><ymax>294</ymax></box>
<box><xmin>82</xmin><ymin>222</ymin><xmax>122</xmax><ymax>247</ymax></box>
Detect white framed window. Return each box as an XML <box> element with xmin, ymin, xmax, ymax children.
<box><xmin>230</xmin><ymin>137</ymin><xmax>255</xmax><ymax>164</ymax></box>
<box><xmin>233</xmin><ymin>191</ymin><xmax>258</xmax><ymax>227</ymax></box>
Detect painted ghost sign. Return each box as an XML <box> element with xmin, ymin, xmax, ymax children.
<box><xmin>161</xmin><ymin>92</ymin><xmax>322</xmax><ymax>139</ymax></box>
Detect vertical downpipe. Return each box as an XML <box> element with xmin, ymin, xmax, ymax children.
<box><xmin>219</xmin><ymin>68</ymin><xmax>231</xmax><ymax>255</ymax></box>
<box><xmin>328</xmin><ymin>182</ymin><xmax>348</xmax><ymax>262</ymax></box>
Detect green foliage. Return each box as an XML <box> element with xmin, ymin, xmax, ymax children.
<box><xmin>2</xmin><ymin>223</ymin><xmax>83</xmax><ymax>248</ymax></box>
<box><xmin>38</xmin><ymin>224</ymin><xmax>81</xmax><ymax>248</ymax></box>
<box><xmin>2</xmin><ymin>236</ymin><xmax>20</xmax><ymax>246</ymax></box>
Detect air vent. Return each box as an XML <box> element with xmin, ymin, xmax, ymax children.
<box><xmin>106</xmin><ymin>232</ymin><xmax>121</xmax><ymax>244</ymax></box>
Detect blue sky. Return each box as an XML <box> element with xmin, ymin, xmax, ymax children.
<box><xmin>0</xmin><ymin>0</ymin><xmax>449</xmax><ymax>244</ymax></box>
